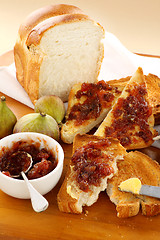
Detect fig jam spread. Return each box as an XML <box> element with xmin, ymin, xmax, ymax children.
<box><xmin>71</xmin><ymin>138</ymin><xmax>114</xmax><ymax>192</ymax></box>
<box><xmin>0</xmin><ymin>151</ymin><xmax>31</xmax><ymax>176</ymax></box>
<box><xmin>0</xmin><ymin>141</ymin><xmax>57</xmax><ymax>179</ymax></box>
<box><xmin>68</xmin><ymin>80</ymin><xmax>121</xmax><ymax>125</ymax></box>
<box><xmin>104</xmin><ymin>83</ymin><xmax>153</xmax><ymax>146</ymax></box>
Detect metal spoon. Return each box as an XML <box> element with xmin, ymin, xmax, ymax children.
<box><xmin>11</xmin><ymin>151</ymin><xmax>49</xmax><ymax>212</ymax></box>
<box><xmin>21</xmin><ymin>171</ymin><xmax>49</xmax><ymax>212</ymax></box>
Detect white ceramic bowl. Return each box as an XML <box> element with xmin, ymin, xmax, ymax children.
<box><xmin>0</xmin><ymin>132</ymin><xmax>64</xmax><ymax>199</ymax></box>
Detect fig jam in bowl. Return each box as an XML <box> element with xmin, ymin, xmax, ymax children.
<box><xmin>0</xmin><ymin>132</ymin><xmax>64</xmax><ymax>199</ymax></box>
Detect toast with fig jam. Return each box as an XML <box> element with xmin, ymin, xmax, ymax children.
<box><xmin>57</xmin><ymin>134</ymin><xmax>126</xmax><ymax>214</ymax></box>
<box><xmin>61</xmin><ymin>80</ymin><xmax>123</xmax><ymax>144</ymax></box>
<box><xmin>107</xmin><ymin>151</ymin><xmax>160</xmax><ymax>218</ymax></box>
<box><xmin>107</xmin><ymin>73</ymin><xmax>160</xmax><ymax>122</ymax></box>
<box><xmin>95</xmin><ymin>67</ymin><xmax>157</xmax><ymax>150</ymax></box>
<box><xmin>61</xmin><ymin>71</ymin><xmax>160</xmax><ymax>144</ymax></box>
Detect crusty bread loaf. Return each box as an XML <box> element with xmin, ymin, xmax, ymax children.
<box><xmin>14</xmin><ymin>4</ymin><xmax>105</xmax><ymax>103</ymax></box>
<box><xmin>107</xmin><ymin>151</ymin><xmax>160</xmax><ymax>218</ymax></box>
<box><xmin>57</xmin><ymin>134</ymin><xmax>126</xmax><ymax>213</ymax></box>
<box><xmin>61</xmin><ymin>80</ymin><xmax>123</xmax><ymax>144</ymax></box>
<box><xmin>95</xmin><ymin>67</ymin><xmax>157</xmax><ymax>150</ymax></box>
<box><xmin>107</xmin><ymin>73</ymin><xmax>160</xmax><ymax>120</ymax></box>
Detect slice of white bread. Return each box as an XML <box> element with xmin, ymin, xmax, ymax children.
<box><xmin>14</xmin><ymin>4</ymin><xmax>105</xmax><ymax>103</ymax></box>
<box><xmin>95</xmin><ymin>67</ymin><xmax>157</xmax><ymax>150</ymax></box>
<box><xmin>57</xmin><ymin>134</ymin><xmax>126</xmax><ymax>213</ymax></box>
<box><xmin>107</xmin><ymin>73</ymin><xmax>160</xmax><ymax>119</ymax></box>
<box><xmin>61</xmin><ymin>80</ymin><xmax>123</xmax><ymax>144</ymax></box>
<box><xmin>107</xmin><ymin>151</ymin><xmax>160</xmax><ymax>218</ymax></box>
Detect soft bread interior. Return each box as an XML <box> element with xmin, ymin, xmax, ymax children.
<box><xmin>66</xmin><ymin>152</ymin><xmax>123</xmax><ymax>213</ymax></box>
<box><xmin>33</xmin><ymin>20</ymin><xmax>104</xmax><ymax>101</ymax></box>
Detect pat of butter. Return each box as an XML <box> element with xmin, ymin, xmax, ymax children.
<box><xmin>118</xmin><ymin>178</ymin><xmax>142</xmax><ymax>194</ymax></box>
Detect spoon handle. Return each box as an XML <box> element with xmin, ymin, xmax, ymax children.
<box><xmin>21</xmin><ymin>171</ymin><xmax>49</xmax><ymax>212</ymax></box>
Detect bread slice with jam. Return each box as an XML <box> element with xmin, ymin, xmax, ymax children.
<box><xmin>95</xmin><ymin>67</ymin><xmax>157</xmax><ymax>150</ymax></box>
<box><xmin>57</xmin><ymin>134</ymin><xmax>126</xmax><ymax>214</ymax></box>
<box><xmin>107</xmin><ymin>73</ymin><xmax>160</xmax><ymax>123</ymax></box>
<box><xmin>61</xmin><ymin>80</ymin><xmax>123</xmax><ymax>144</ymax></box>
<box><xmin>107</xmin><ymin>151</ymin><xmax>160</xmax><ymax>218</ymax></box>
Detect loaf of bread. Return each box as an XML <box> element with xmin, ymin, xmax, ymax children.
<box><xmin>95</xmin><ymin>67</ymin><xmax>157</xmax><ymax>150</ymax></box>
<box><xmin>57</xmin><ymin>134</ymin><xmax>126</xmax><ymax>213</ymax></box>
<box><xmin>107</xmin><ymin>151</ymin><xmax>160</xmax><ymax>218</ymax></box>
<box><xmin>14</xmin><ymin>4</ymin><xmax>105</xmax><ymax>103</ymax></box>
<box><xmin>61</xmin><ymin>80</ymin><xmax>123</xmax><ymax>144</ymax></box>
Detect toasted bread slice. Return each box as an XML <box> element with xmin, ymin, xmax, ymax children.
<box><xmin>145</xmin><ymin>74</ymin><xmax>160</xmax><ymax>124</ymax></box>
<box><xmin>95</xmin><ymin>67</ymin><xmax>157</xmax><ymax>150</ymax></box>
<box><xmin>61</xmin><ymin>72</ymin><xmax>160</xmax><ymax>144</ymax></box>
<box><xmin>57</xmin><ymin>134</ymin><xmax>126</xmax><ymax>213</ymax></box>
<box><xmin>61</xmin><ymin>80</ymin><xmax>123</xmax><ymax>144</ymax></box>
<box><xmin>107</xmin><ymin>151</ymin><xmax>160</xmax><ymax>218</ymax></box>
<box><xmin>107</xmin><ymin>73</ymin><xmax>160</xmax><ymax>120</ymax></box>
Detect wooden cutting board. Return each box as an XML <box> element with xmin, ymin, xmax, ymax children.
<box><xmin>0</xmin><ymin>51</ymin><xmax>160</xmax><ymax>240</ymax></box>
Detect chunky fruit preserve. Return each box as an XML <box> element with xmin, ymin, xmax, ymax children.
<box><xmin>71</xmin><ymin>138</ymin><xmax>114</xmax><ymax>192</ymax></box>
<box><xmin>68</xmin><ymin>80</ymin><xmax>121</xmax><ymax>125</ymax></box>
<box><xmin>0</xmin><ymin>141</ymin><xmax>57</xmax><ymax>179</ymax></box>
<box><xmin>104</xmin><ymin>83</ymin><xmax>153</xmax><ymax>146</ymax></box>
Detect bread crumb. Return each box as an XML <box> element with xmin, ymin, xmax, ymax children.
<box><xmin>85</xmin><ymin>210</ymin><xmax>89</xmax><ymax>216</ymax></box>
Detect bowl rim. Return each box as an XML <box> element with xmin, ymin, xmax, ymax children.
<box><xmin>0</xmin><ymin>132</ymin><xmax>64</xmax><ymax>183</ymax></box>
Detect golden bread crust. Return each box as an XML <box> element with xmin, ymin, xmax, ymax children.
<box><xmin>26</xmin><ymin>14</ymin><xmax>91</xmax><ymax>46</ymax></box>
<box><xmin>18</xmin><ymin>4</ymin><xmax>83</xmax><ymax>40</ymax></box>
<box><xmin>145</xmin><ymin>74</ymin><xmax>160</xmax><ymax>119</ymax></box>
<box><xmin>57</xmin><ymin>170</ymin><xmax>80</xmax><ymax>214</ymax></box>
<box><xmin>14</xmin><ymin>40</ymin><xmax>43</xmax><ymax>103</ymax></box>
<box><xmin>116</xmin><ymin>200</ymin><xmax>140</xmax><ymax>218</ymax></box>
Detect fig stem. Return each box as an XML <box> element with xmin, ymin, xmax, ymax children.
<box><xmin>1</xmin><ymin>96</ymin><xmax>6</xmax><ymax>102</ymax></box>
<box><xmin>40</xmin><ymin>112</ymin><xmax>46</xmax><ymax>117</ymax></box>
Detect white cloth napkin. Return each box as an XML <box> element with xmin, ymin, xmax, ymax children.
<box><xmin>0</xmin><ymin>63</ymin><xmax>34</xmax><ymax>108</ymax></box>
<box><xmin>0</xmin><ymin>32</ymin><xmax>160</xmax><ymax>109</ymax></box>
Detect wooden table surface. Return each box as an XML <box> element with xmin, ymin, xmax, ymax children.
<box><xmin>0</xmin><ymin>51</ymin><xmax>160</xmax><ymax>240</ymax></box>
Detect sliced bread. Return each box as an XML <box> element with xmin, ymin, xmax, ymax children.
<box><xmin>61</xmin><ymin>80</ymin><xmax>123</xmax><ymax>144</ymax></box>
<box><xmin>57</xmin><ymin>134</ymin><xmax>126</xmax><ymax>213</ymax></box>
<box><xmin>107</xmin><ymin>151</ymin><xmax>160</xmax><ymax>218</ymax></box>
<box><xmin>95</xmin><ymin>67</ymin><xmax>157</xmax><ymax>150</ymax></box>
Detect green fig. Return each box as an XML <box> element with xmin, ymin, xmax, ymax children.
<box><xmin>13</xmin><ymin>112</ymin><xmax>59</xmax><ymax>141</ymax></box>
<box><xmin>0</xmin><ymin>96</ymin><xmax>17</xmax><ymax>139</ymax></box>
<box><xmin>34</xmin><ymin>95</ymin><xmax>65</xmax><ymax>124</ymax></box>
